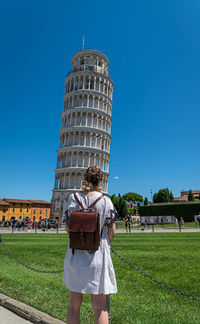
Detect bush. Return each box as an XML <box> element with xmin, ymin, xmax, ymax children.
<box><xmin>127</xmin><ymin>208</ymin><xmax>136</xmax><ymax>216</ymax></box>
<box><xmin>138</xmin><ymin>202</ymin><xmax>200</xmax><ymax>222</ymax></box>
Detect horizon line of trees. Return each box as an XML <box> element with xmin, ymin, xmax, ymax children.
<box><xmin>109</xmin><ymin>189</ymin><xmax>200</xmax><ymax>219</ymax></box>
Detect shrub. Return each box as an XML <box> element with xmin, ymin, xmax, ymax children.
<box><xmin>138</xmin><ymin>202</ymin><xmax>200</xmax><ymax>222</ymax></box>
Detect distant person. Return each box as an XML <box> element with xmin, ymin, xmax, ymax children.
<box><xmin>11</xmin><ymin>219</ymin><xmax>15</xmax><ymax>232</ymax></box>
<box><xmin>127</xmin><ymin>215</ymin><xmax>132</xmax><ymax>233</ymax></box>
<box><xmin>21</xmin><ymin>218</ymin><xmax>25</xmax><ymax>231</ymax></box>
<box><xmin>29</xmin><ymin>218</ymin><xmax>33</xmax><ymax>230</ymax></box>
<box><xmin>42</xmin><ymin>220</ymin><xmax>45</xmax><ymax>231</ymax></box>
<box><xmin>180</xmin><ymin>217</ymin><xmax>184</xmax><ymax>228</ymax></box>
<box><xmin>175</xmin><ymin>217</ymin><xmax>178</xmax><ymax>226</ymax></box>
<box><xmin>38</xmin><ymin>220</ymin><xmax>41</xmax><ymax>229</ymax></box>
<box><xmin>123</xmin><ymin>215</ymin><xmax>129</xmax><ymax>233</ymax></box>
<box><xmin>45</xmin><ymin>218</ymin><xmax>48</xmax><ymax>231</ymax></box>
<box><xmin>15</xmin><ymin>220</ymin><xmax>18</xmax><ymax>231</ymax></box>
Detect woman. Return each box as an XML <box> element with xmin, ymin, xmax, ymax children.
<box><xmin>63</xmin><ymin>166</ymin><xmax>117</xmax><ymax>324</ymax></box>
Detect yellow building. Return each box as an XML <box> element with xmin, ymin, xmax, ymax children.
<box><xmin>0</xmin><ymin>198</ymin><xmax>51</xmax><ymax>222</ymax></box>
<box><xmin>0</xmin><ymin>200</ymin><xmax>10</xmax><ymax>221</ymax></box>
<box><xmin>29</xmin><ymin>200</ymin><xmax>51</xmax><ymax>221</ymax></box>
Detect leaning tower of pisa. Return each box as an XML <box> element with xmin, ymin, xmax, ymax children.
<box><xmin>51</xmin><ymin>49</ymin><xmax>114</xmax><ymax>224</ymax></box>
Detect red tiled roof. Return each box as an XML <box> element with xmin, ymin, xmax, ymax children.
<box><xmin>174</xmin><ymin>195</ymin><xmax>188</xmax><ymax>201</ymax></box>
<box><xmin>3</xmin><ymin>198</ymin><xmax>51</xmax><ymax>205</ymax></box>
<box><xmin>3</xmin><ymin>198</ymin><xmax>31</xmax><ymax>204</ymax></box>
<box><xmin>2</xmin><ymin>198</ymin><xmax>51</xmax><ymax>206</ymax></box>
<box><xmin>0</xmin><ymin>200</ymin><xmax>10</xmax><ymax>206</ymax></box>
<box><xmin>181</xmin><ymin>190</ymin><xmax>200</xmax><ymax>196</ymax></box>
<box><xmin>126</xmin><ymin>202</ymin><xmax>137</xmax><ymax>208</ymax></box>
<box><xmin>28</xmin><ymin>200</ymin><xmax>51</xmax><ymax>205</ymax></box>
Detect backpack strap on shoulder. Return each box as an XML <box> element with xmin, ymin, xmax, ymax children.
<box><xmin>88</xmin><ymin>194</ymin><xmax>104</xmax><ymax>209</ymax></box>
<box><xmin>74</xmin><ymin>193</ymin><xmax>85</xmax><ymax>210</ymax></box>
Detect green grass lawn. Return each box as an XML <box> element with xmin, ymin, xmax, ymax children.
<box><xmin>0</xmin><ymin>233</ymin><xmax>200</xmax><ymax>324</ymax></box>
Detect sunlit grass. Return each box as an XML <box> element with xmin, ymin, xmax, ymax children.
<box><xmin>0</xmin><ymin>233</ymin><xmax>200</xmax><ymax>323</ymax></box>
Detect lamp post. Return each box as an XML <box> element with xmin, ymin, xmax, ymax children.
<box><xmin>150</xmin><ymin>189</ymin><xmax>153</xmax><ymax>202</ymax></box>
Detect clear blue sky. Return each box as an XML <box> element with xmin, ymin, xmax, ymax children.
<box><xmin>0</xmin><ymin>0</ymin><xmax>200</xmax><ymax>202</ymax></box>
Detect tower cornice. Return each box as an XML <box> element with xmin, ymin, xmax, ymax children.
<box><xmin>72</xmin><ymin>49</ymin><xmax>109</xmax><ymax>65</ymax></box>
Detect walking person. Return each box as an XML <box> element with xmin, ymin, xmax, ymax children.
<box><xmin>21</xmin><ymin>218</ymin><xmax>25</xmax><ymax>231</ymax></box>
<box><xmin>127</xmin><ymin>215</ymin><xmax>132</xmax><ymax>233</ymax></box>
<box><xmin>63</xmin><ymin>166</ymin><xmax>117</xmax><ymax>324</ymax></box>
<box><xmin>123</xmin><ymin>215</ymin><xmax>129</xmax><ymax>233</ymax></box>
<box><xmin>180</xmin><ymin>217</ymin><xmax>184</xmax><ymax>228</ymax></box>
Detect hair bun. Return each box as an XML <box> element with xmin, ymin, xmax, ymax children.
<box><xmin>84</xmin><ymin>166</ymin><xmax>103</xmax><ymax>186</ymax></box>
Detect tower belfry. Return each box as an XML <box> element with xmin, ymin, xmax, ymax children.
<box><xmin>51</xmin><ymin>49</ymin><xmax>114</xmax><ymax>224</ymax></box>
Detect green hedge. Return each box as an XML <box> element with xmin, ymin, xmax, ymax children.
<box><xmin>138</xmin><ymin>202</ymin><xmax>200</xmax><ymax>222</ymax></box>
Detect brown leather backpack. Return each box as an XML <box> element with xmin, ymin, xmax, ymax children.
<box><xmin>69</xmin><ymin>193</ymin><xmax>104</xmax><ymax>253</ymax></box>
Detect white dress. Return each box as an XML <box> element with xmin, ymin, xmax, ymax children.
<box><xmin>63</xmin><ymin>192</ymin><xmax>117</xmax><ymax>295</ymax></box>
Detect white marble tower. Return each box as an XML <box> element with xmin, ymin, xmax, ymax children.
<box><xmin>51</xmin><ymin>49</ymin><xmax>114</xmax><ymax>224</ymax></box>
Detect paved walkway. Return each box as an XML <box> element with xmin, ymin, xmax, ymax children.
<box><xmin>1</xmin><ymin>227</ymin><xmax>200</xmax><ymax>235</ymax></box>
<box><xmin>0</xmin><ymin>306</ymin><xmax>32</xmax><ymax>324</ymax></box>
<box><xmin>116</xmin><ymin>227</ymin><xmax>200</xmax><ymax>233</ymax></box>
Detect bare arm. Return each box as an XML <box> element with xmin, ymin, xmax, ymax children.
<box><xmin>107</xmin><ymin>223</ymin><xmax>116</xmax><ymax>242</ymax></box>
<box><xmin>65</xmin><ymin>219</ymin><xmax>69</xmax><ymax>234</ymax></box>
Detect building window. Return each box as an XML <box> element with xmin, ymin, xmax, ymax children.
<box><xmin>13</xmin><ymin>208</ymin><xmax>15</xmax><ymax>212</ymax></box>
<box><xmin>33</xmin><ymin>210</ymin><xmax>36</xmax><ymax>214</ymax></box>
<box><xmin>20</xmin><ymin>208</ymin><xmax>22</xmax><ymax>212</ymax></box>
<box><xmin>40</xmin><ymin>210</ymin><xmax>42</xmax><ymax>214</ymax></box>
<box><xmin>26</xmin><ymin>209</ymin><xmax>28</xmax><ymax>212</ymax></box>
<box><xmin>20</xmin><ymin>203</ymin><xmax>23</xmax><ymax>206</ymax></box>
<box><xmin>3</xmin><ymin>209</ymin><xmax>6</xmax><ymax>213</ymax></box>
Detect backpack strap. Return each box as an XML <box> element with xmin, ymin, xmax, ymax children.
<box><xmin>74</xmin><ymin>193</ymin><xmax>85</xmax><ymax>209</ymax></box>
<box><xmin>74</xmin><ymin>193</ymin><xmax>104</xmax><ymax>210</ymax></box>
<box><xmin>88</xmin><ymin>194</ymin><xmax>104</xmax><ymax>209</ymax></box>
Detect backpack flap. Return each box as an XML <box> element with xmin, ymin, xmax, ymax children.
<box><xmin>69</xmin><ymin>211</ymin><xmax>98</xmax><ymax>233</ymax></box>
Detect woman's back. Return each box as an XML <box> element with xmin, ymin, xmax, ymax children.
<box><xmin>63</xmin><ymin>191</ymin><xmax>117</xmax><ymax>295</ymax></box>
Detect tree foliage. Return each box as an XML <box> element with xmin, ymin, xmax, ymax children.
<box><xmin>128</xmin><ymin>208</ymin><xmax>136</xmax><ymax>216</ymax></box>
<box><xmin>153</xmin><ymin>188</ymin><xmax>174</xmax><ymax>203</ymax></box>
<box><xmin>144</xmin><ymin>197</ymin><xmax>149</xmax><ymax>205</ymax></box>
<box><xmin>110</xmin><ymin>194</ymin><xmax>128</xmax><ymax>219</ymax></box>
<box><xmin>188</xmin><ymin>190</ymin><xmax>195</xmax><ymax>201</ymax></box>
<box><xmin>122</xmin><ymin>192</ymin><xmax>143</xmax><ymax>208</ymax></box>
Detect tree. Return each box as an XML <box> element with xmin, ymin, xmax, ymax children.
<box><xmin>144</xmin><ymin>197</ymin><xmax>149</xmax><ymax>205</ymax></box>
<box><xmin>169</xmin><ymin>191</ymin><xmax>174</xmax><ymax>202</ymax></box>
<box><xmin>110</xmin><ymin>194</ymin><xmax>128</xmax><ymax>219</ymax></box>
<box><xmin>118</xmin><ymin>196</ymin><xmax>128</xmax><ymax>219</ymax></box>
<box><xmin>188</xmin><ymin>190</ymin><xmax>195</xmax><ymax>201</ymax></box>
<box><xmin>122</xmin><ymin>192</ymin><xmax>143</xmax><ymax>208</ymax></box>
<box><xmin>153</xmin><ymin>188</ymin><xmax>174</xmax><ymax>203</ymax></box>
<box><xmin>127</xmin><ymin>208</ymin><xmax>136</xmax><ymax>216</ymax></box>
